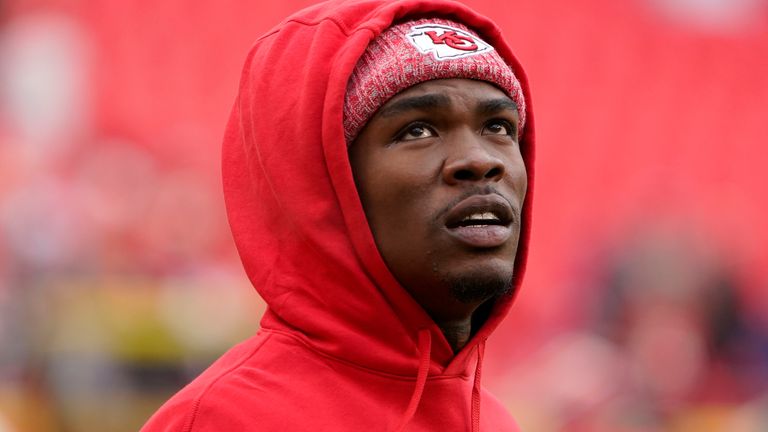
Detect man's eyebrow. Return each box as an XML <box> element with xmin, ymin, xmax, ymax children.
<box><xmin>476</xmin><ymin>98</ymin><xmax>518</xmax><ymax>116</ymax></box>
<box><xmin>377</xmin><ymin>94</ymin><xmax>452</xmax><ymax>118</ymax></box>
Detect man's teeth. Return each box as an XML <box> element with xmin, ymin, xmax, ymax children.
<box><xmin>463</xmin><ymin>212</ymin><xmax>499</xmax><ymax>222</ymax></box>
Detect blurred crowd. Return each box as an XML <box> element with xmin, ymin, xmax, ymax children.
<box><xmin>0</xmin><ymin>8</ymin><xmax>261</xmax><ymax>431</ymax></box>
<box><xmin>500</xmin><ymin>225</ymin><xmax>768</xmax><ymax>431</ymax></box>
<box><xmin>1</xmin><ymin>0</ymin><xmax>767</xmax><ymax>431</ymax></box>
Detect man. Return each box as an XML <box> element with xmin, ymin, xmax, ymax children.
<box><xmin>143</xmin><ymin>0</ymin><xmax>534</xmax><ymax>430</ymax></box>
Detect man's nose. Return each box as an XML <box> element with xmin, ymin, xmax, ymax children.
<box><xmin>442</xmin><ymin>135</ymin><xmax>506</xmax><ymax>185</ymax></box>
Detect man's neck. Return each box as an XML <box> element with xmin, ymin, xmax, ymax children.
<box><xmin>437</xmin><ymin>316</ymin><xmax>473</xmax><ymax>353</ymax></box>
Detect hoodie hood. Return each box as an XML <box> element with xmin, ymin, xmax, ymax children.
<box><xmin>222</xmin><ymin>0</ymin><xmax>535</xmax><ymax>377</ymax></box>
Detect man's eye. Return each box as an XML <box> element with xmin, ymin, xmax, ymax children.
<box><xmin>397</xmin><ymin>123</ymin><xmax>436</xmax><ymax>141</ymax></box>
<box><xmin>482</xmin><ymin>120</ymin><xmax>516</xmax><ymax>137</ymax></box>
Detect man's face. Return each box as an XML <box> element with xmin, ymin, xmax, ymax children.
<box><xmin>349</xmin><ymin>78</ymin><xmax>527</xmax><ymax>322</ymax></box>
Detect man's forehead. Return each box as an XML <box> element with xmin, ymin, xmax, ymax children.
<box><xmin>376</xmin><ymin>80</ymin><xmax>519</xmax><ymax>119</ymax></box>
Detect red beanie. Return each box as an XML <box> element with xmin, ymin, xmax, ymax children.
<box><xmin>344</xmin><ymin>17</ymin><xmax>526</xmax><ymax>143</ymax></box>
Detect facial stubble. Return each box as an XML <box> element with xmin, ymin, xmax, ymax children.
<box><xmin>443</xmin><ymin>268</ymin><xmax>514</xmax><ymax>304</ymax></box>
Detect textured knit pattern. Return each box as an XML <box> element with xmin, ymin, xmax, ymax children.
<box><xmin>344</xmin><ymin>18</ymin><xmax>526</xmax><ymax>143</ymax></box>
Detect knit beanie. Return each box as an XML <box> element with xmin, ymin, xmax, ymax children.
<box><xmin>344</xmin><ymin>18</ymin><xmax>526</xmax><ymax>143</ymax></box>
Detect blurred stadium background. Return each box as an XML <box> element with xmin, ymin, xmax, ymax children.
<box><xmin>1</xmin><ymin>0</ymin><xmax>767</xmax><ymax>430</ymax></box>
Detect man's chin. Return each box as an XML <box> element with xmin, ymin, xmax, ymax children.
<box><xmin>443</xmin><ymin>267</ymin><xmax>514</xmax><ymax>304</ymax></box>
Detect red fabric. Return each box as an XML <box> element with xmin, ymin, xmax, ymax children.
<box><xmin>141</xmin><ymin>0</ymin><xmax>534</xmax><ymax>430</ymax></box>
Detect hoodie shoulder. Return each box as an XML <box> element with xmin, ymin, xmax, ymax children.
<box><xmin>480</xmin><ymin>387</ymin><xmax>521</xmax><ymax>431</ymax></box>
<box><xmin>141</xmin><ymin>334</ymin><xmax>274</xmax><ymax>432</ymax></box>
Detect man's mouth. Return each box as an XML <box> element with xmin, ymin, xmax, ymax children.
<box><xmin>455</xmin><ymin>211</ymin><xmax>505</xmax><ymax>227</ymax></box>
<box><xmin>444</xmin><ymin>195</ymin><xmax>515</xmax><ymax>248</ymax></box>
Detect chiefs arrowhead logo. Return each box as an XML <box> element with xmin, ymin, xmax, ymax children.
<box><xmin>406</xmin><ymin>24</ymin><xmax>493</xmax><ymax>60</ymax></box>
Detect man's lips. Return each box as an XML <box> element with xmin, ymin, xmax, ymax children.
<box><xmin>443</xmin><ymin>194</ymin><xmax>516</xmax><ymax>248</ymax></box>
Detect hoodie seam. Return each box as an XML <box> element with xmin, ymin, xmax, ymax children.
<box><xmin>259</xmin><ymin>16</ymin><xmax>378</xmax><ymax>41</ymax></box>
<box><xmin>262</xmin><ymin>327</ymin><xmax>471</xmax><ymax>381</ymax></box>
<box><xmin>182</xmin><ymin>333</ymin><xmax>273</xmax><ymax>432</ymax></box>
<box><xmin>286</xmin><ymin>16</ymin><xmax>353</xmax><ymax>36</ymax></box>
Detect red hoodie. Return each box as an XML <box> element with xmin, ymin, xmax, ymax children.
<box><xmin>142</xmin><ymin>0</ymin><xmax>535</xmax><ymax>430</ymax></box>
